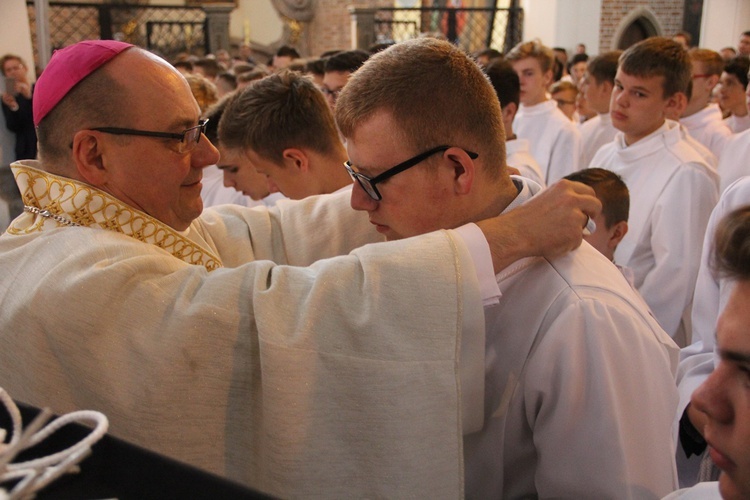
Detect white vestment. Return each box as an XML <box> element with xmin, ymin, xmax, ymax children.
<box><xmin>465</xmin><ymin>179</ymin><xmax>680</xmax><ymax>499</ymax></box>
<box><xmin>589</xmin><ymin>121</ymin><xmax>719</xmax><ymax>343</ymax></box>
<box><xmin>662</xmin><ymin>481</ymin><xmax>721</xmax><ymax>499</ymax></box>
<box><xmin>0</xmin><ymin>161</ymin><xmax>487</xmax><ymax>498</ymax></box>
<box><xmin>718</xmin><ymin>128</ymin><xmax>750</xmax><ymax>193</ymax></box>
<box><xmin>580</xmin><ymin>113</ymin><xmax>618</xmax><ymax>168</ymax></box>
<box><xmin>679</xmin><ymin>125</ymin><xmax>718</xmax><ymax>170</ymax></box>
<box><xmin>505</xmin><ymin>138</ymin><xmax>545</xmax><ymax>188</ymax></box>
<box><xmin>680</xmin><ymin>104</ymin><xmax>732</xmax><ymax>161</ymax></box>
<box><xmin>514</xmin><ymin>100</ymin><xmax>582</xmax><ymax>184</ymax></box>
<box><xmin>674</xmin><ymin>177</ymin><xmax>750</xmax><ymax>486</ymax></box>
<box><xmin>724</xmin><ymin>113</ymin><xmax>750</xmax><ymax>133</ymax></box>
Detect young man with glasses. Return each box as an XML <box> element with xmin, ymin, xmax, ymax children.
<box><xmin>337</xmin><ymin>37</ymin><xmax>679</xmax><ymax>498</ymax></box>
<box><xmin>0</xmin><ymin>40</ymin><xmax>600</xmax><ymax>497</ymax></box>
<box><xmin>680</xmin><ymin>48</ymin><xmax>732</xmax><ymax>160</ymax></box>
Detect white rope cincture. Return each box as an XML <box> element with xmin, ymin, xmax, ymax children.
<box><xmin>0</xmin><ymin>387</ymin><xmax>108</xmax><ymax>499</ymax></box>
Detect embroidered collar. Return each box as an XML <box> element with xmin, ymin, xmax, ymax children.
<box><xmin>7</xmin><ymin>161</ymin><xmax>223</xmax><ymax>271</ymax></box>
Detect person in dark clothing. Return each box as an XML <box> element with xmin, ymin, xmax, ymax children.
<box><xmin>1</xmin><ymin>54</ymin><xmax>37</xmax><ymax>160</ymax></box>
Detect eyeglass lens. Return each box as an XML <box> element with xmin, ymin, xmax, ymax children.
<box><xmin>178</xmin><ymin>121</ymin><xmax>206</xmax><ymax>153</ymax></box>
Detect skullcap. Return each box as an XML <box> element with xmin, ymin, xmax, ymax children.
<box><xmin>33</xmin><ymin>40</ymin><xmax>133</xmax><ymax>126</ymax></box>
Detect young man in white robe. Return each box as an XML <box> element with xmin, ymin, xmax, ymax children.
<box><xmin>718</xmin><ymin>57</ymin><xmax>750</xmax><ymax>133</ymax></box>
<box><xmin>506</xmin><ymin>39</ymin><xmax>582</xmax><ymax>184</ymax></box>
<box><xmin>589</xmin><ymin>37</ymin><xmax>719</xmax><ymax>346</ymax></box>
<box><xmin>665</xmin><ymin>205</ymin><xmax>750</xmax><ymax>500</ymax></box>
<box><xmin>217</xmin><ymin>70</ymin><xmax>352</xmax><ymax>200</ymax></box>
<box><xmin>579</xmin><ymin>51</ymin><xmax>621</xmax><ymax>168</ymax></box>
<box><xmin>680</xmin><ymin>49</ymin><xmax>732</xmax><ymax>161</ymax></box>
<box><xmin>483</xmin><ymin>58</ymin><xmax>545</xmax><ymax>187</ymax></box>
<box><xmin>718</xmin><ymin>128</ymin><xmax>750</xmax><ymax>193</ymax></box>
<box><xmin>564</xmin><ymin>168</ymin><xmax>631</xmax><ymax>277</ymax></box>
<box><xmin>336</xmin><ymin>37</ymin><xmax>680</xmax><ymax>499</ymax></box>
<box><xmin>0</xmin><ymin>40</ymin><xmax>602</xmax><ymax>497</ymax></box>
<box><xmin>674</xmin><ymin>176</ymin><xmax>750</xmax><ymax>487</ymax></box>
<box><xmin>202</xmin><ymin>99</ymin><xmax>283</xmax><ymax>208</ymax></box>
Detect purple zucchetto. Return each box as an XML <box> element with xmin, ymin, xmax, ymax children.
<box><xmin>33</xmin><ymin>40</ymin><xmax>133</xmax><ymax>126</ymax></box>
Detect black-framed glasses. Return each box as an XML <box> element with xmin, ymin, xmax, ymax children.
<box><xmin>344</xmin><ymin>145</ymin><xmax>479</xmax><ymax>201</ymax></box>
<box><xmin>90</xmin><ymin>119</ymin><xmax>209</xmax><ymax>153</ymax></box>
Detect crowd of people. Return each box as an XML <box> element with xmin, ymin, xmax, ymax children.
<box><xmin>1</xmin><ymin>28</ymin><xmax>750</xmax><ymax>499</ymax></box>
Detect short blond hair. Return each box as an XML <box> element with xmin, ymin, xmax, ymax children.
<box><xmin>219</xmin><ymin>70</ymin><xmax>340</xmax><ymax>162</ymax></box>
<box><xmin>185</xmin><ymin>73</ymin><xmax>218</xmax><ymax>114</ymax></box>
<box><xmin>549</xmin><ymin>80</ymin><xmax>578</xmax><ymax>95</ymax></box>
<box><xmin>506</xmin><ymin>39</ymin><xmax>555</xmax><ymax>73</ymax></box>
<box><xmin>688</xmin><ymin>48</ymin><xmax>724</xmax><ymax>76</ymax></box>
<box><xmin>335</xmin><ymin>38</ymin><xmax>505</xmax><ymax>177</ymax></box>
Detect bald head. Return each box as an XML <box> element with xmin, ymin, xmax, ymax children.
<box><xmin>33</xmin><ymin>44</ymin><xmax>217</xmax><ymax>231</ymax></box>
<box><xmin>37</xmin><ymin>47</ymin><xmax>199</xmax><ymax>174</ymax></box>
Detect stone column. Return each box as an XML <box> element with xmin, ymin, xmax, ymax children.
<box><xmin>349</xmin><ymin>7</ymin><xmax>378</xmax><ymax>50</ymax></box>
<box><xmin>203</xmin><ymin>3</ymin><xmax>234</xmax><ymax>54</ymax></box>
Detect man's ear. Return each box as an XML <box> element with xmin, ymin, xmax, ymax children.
<box><xmin>608</xmin><ymin>220</ymin><xmax>629</xmax><ymax>250</ymax></box>
<box><xmin>444</xmin><ymin>147</ymin><xmax>476</xmax><ymax>195</ymax></box>
<box><xmin>501</xmin><ymin>101</ymin><xmax>517</xmax><ymax>126</ymax></box>
<box><xmin>665</xmin><ymin>91</ymin><xmax>688</xmax><ymax>117</ymax></box>
<box><xmin>71</xmin><ymin>130</ymin><xmax>108</xmax><ymax>187</ymax></box>
<box><xmin>542</xmin><ymin>69</ymin><xmax>554</xmax><ymax>88</ymax></box>
<box><xmin>706</xmin><ymin>74</ymin><xmax>720</xmax><ymax>91</ymax></box>
<box><xmin>282</xmin><ymin>148</ymin><xmax>309</xmax><ymax>173</ymax></box>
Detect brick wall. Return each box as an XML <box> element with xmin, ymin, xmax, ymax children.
<box><xmin>306</xmin><ymin>0</ymin><xmax>392</xmax><ymax>56</ymax></box>
<box><xmin>290</xmin><ymin>0</ymin><xmax>687</xmax><ymax>57</ymax></box>
<box><xmin>600</xmin><ymin>0</ymin><xmax>684</xmax><ymax>51</ymax></box>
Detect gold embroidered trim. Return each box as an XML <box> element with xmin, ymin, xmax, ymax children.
<box><xmin>8</xmin><ymin>163</ymin><xmax>223</xmax><ymax>271</ymax></box>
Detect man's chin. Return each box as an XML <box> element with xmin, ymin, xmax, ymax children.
<box><xmin>719</xmin><ymin>472</ymin><xmax>748</xmax><ymax>500</ymax></box>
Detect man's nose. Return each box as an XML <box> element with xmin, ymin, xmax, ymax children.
<box><xmin>193</xmin><ymin>134</ymin><xmax>220</xmax><ymax>168</ymax></box>
<box><xmin>349</xmin><ymin>180</ymin><xmax>378</xmax><ymax>211</ymax></box>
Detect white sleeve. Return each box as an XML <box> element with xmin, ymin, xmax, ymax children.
<box><xmin>452</xmin><ymin>222</ymin><xmax>502</xmax><ymax>306</ymax></box>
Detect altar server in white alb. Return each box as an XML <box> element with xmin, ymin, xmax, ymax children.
<box><xmin>674</xmin><ymin>176</ymin><xmax>750</xmax><ymax>487</ymax></box>
<box><xmin>719</xmin><ymin>56</ymin><xmax>750</xmax><ymax>134</ymax></box>
<box><xmin>507</xmin><ymin>39</ymin><xmax>581</xmax><ymax>184</ymax></box>
<box><xmin>589</xmin><ymin>37</ymin><xmax>719</xmax><ymax>346</ymax></box>
<box><xmin>483</xmin><ymin>58</ymin><xmax>545</xmax><ymax>187</ymax></box>
<box><xmin>718</xmin><ymin>122</ymin><xmax>750</xmax><ymax>194</ymax></box>
<box><xmin>579</xmin><ymin>50</ymin><xmax>622</xmax><ymax>168</ymax></box>
<box><xmin>338</xmin><ymin>37</ymin><xmax>680</xmax><ymax>499</ymax></box>
<box><xmin>664</xmin><ymin>206</ymin><xmax>750</xmax><ymax>500</ymax></box>
<box><xmin>0</xmin><ymin>41</ymin><xmax>601</xmax><ymax>498</ymax></box>
<box><xmin>679</xmin><ymin>48</ymin><xmax>732</xmax><ymax>161</ymax></box>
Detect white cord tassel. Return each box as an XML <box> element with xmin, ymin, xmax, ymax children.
<box><xmin>0</xmin><ymin>387</ymin><xmax>108</xmax><ymax>499</ymax></box>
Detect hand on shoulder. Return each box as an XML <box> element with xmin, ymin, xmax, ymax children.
<box><xmin>477</xmin><ymin>179</ymin><xmax>601</xmax><ymax>272</ymax></box>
